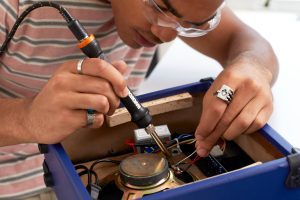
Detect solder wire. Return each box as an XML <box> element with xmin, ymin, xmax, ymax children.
<box><xmin>173</xmin><ymin>150</ymin><xmax>197</xmax><ymax>167</ymax></box>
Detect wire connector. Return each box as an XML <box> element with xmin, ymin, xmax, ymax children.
<box><xmin>89</xmin><ymin>183</ymin><xmax>102</xmax><ymax>200</ymax></box>
<box><xmin>134</xmin><ymin>125</ymin><xmax>171</xmax><ymax>146</ymax></box>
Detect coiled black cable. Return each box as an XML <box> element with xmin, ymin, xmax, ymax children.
<box><xmin>0</xmin><ymin>1</ymin><xmax>73</xmax><ymax>56</ymax></box>
<box><xmin>265</xmin><ymin>0</ymin><xmax>271</xmax><ymax>7</ymax></box>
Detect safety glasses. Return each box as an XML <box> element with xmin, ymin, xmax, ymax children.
<box><xmin>143</xmin><ymin>0</ymin><xmax>225</xmax><ymax>37</ymax></box>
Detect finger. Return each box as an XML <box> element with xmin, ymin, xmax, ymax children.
<box><xmin>195</xmin><ymin>138</ymin><xmax>211</xmax><ymax>157</ymax></box>
<box><xmin>208</xmin><ymin>84</ymin><xmax>256</xmax><ymax>140</ymax></box>
<box><xmin>87</xmin><ymin>113</ymin><xmax>105</xmax><ymax>129</ymax></box>
<box><xmin>48</xmin><ymin>74</ymin><xmax>120</xmax><ymax>115</ymax></box>
<box><xmin>64</xmin><ymin>110</ymin><xmax>87</xmax><ymax>129</ymax></box>
<box><xmin>223</xmin><ymin>83</ymin><xmax>257</xmax><ymax>126</ymax></box>
<box><xmin>195</xmin><ymin>93</ymin><xmax>227</xmax><ymax>140</ymax></box>
<box><xmin>244</xmin><ymin>105</ymin><xmax>273</xmax><ymax>134</ymax></box>
<box><xmin>222</xmin><ymin>96</ymin><xmax>266</xmax><ymax>140</ymax></box>
<box><xmin>194</xmin><ymin>99</ymin><xmax>228</xmax><ymax>156</ymax></box>
<box><xmin>70</xmin><ymin>75</ymin><xmax>121</xmax><ymax>114</ymax></box>
<box><xmin>195</xmin><ymin>138</ymin><xmax>226</xmax><ymax>157</ymax></box>
<box><xmin>195</xmin><ymin>88</ymin><xmax>265</xmax><ymax>157</ymax></box>
<box><xmin>68</xmin><ymin>93</ymin><xmax>111</xmax><ymax>114</ymax></box>
<box><xmin>195</xmin><ymin>81</ymin><xmax>238</xmax><ymax>140</ymax></box>
<box><xmin>72</xmin><ymin>110</ymin><xmax>105</xmax><ymax>129</ymax></box>
<box><xmin>111</xmin><ymin>60</ymin><xmax>128</xmax><ymax>76</ymax></box>
<box><xmin>196</xmin><ymin>115</ymin><xmax>233</xmax><ymax>157</ymax></box>
<box><xmin>71</xmin><ymin>58</ymin><xmax>128</xmax><ymax>97</ymax></box>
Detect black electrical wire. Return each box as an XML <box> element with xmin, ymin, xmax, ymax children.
<box><xmin>75</xmin><ymin>159</ymin><xmax>120</xmax><ymax>188</ymax></box>
<box><xmin>75</xmin><ymin>165</ymin><xmax>94</xmax><ymax>187</ymax></box>
<box><xmin>90</xmin><ymin>159</ymin><xmax>121</xmax><ymax>172</ymax></box>
<box><xmin>75</xmin><ymin>164</ymin><xmax>101</xmax><ymax>190</ymax></box>
<box><xmin>0</xmin><ymin>1</ymin><xmax>74</xmax><ymax>56</ymax></box>
<box><xmin>265</xmin><ymin>0</ymin><xmax>271</xmax><ymax>7</ymax></box>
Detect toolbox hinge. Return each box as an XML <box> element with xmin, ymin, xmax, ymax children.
<box><xmin>43</xmin><ymin>160</ymin><xmax>54</xmax><ymax>187</ymax></box>
<box><xmin>285</xmin><ymin>147</ymin><xmax>300</xmax><ymax>188</ymax></box>
<box><xmin>38</xmin><ymin>143</ymin><xmax>48</xmax><ymax>154</ymax></box>
<box><xmin>199</xmin><ymin>77</ymin><xmax>215</xmax><ymax>84</ymax></box>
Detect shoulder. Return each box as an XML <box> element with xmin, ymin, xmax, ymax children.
<box><xmin>0</xmin><ymin>0</ymin><xmax>19</xmax><ymax>43</ymax></box>
<box><xmin>0</xmin><ymin>0</ymin><xmax>19</xmax><ymax>21</ymax></box>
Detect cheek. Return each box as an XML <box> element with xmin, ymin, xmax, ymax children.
<box><xmin>150</xmin><ymin>25</ymin><xmax>178</xmax><ymax>43</ymax></box>
<box><xmin>113</xmin><ymin>17</ymin><xmax>140</xmax><ymax>48</ymax></box>
<box><xmin>111</xmin><ymin>2</ymin><xmax>155</xmax><ymax>48</ymax></box>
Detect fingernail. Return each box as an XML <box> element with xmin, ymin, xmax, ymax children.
<box><xmin>120</xmin><ymin>88</ymin><xmax>128</xmax><ymax>97</ymax></box>
<box><xmin>197</xmin><ymin>148</ymin><xmax>208</xmax><ymax>157</ymax></box>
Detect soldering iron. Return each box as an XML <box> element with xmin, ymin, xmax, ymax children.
<box><xmin>69</xmin><ymin>15</ymin><xmax>171</xmax><ymax>158</ymax></box>
<box><xmin>0</xmin><ymin>2</ymin><xmax>170</xmax><ymax>157</ymax></box>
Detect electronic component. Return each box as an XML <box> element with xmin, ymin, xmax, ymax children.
<box><xmin>134</xmin><ymin>125</ymin><xmax>171</xmax><ymax>146</ymax></box>
<box><xmin>215</xmin><ymin>141</ymin><xmax>254</xmax><ymax>171</ymax></box>
<box><xmin>210</xmin><ymin>145</ymin><xmax>224</xmax><ymax>157</ymax></box>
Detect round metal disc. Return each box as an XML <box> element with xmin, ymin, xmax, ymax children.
<box><xmin>119</xmin><ymin>154</ymin><xmax>169</xmax><ymax>187</ymax></box>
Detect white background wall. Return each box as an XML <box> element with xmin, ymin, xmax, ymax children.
<box><xmin>158</xmin><ymin>0</ymin><xmax>300</xmax><ymax>58</ymax></box>
<box><xmin>226</xmin><ymin>0</ymin><xmax>300</xmax><ymax>12</ymax></box>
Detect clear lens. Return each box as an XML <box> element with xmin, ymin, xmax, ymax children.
<box><xmin>144</xmin><ymin>0</ymin><xmax>224</xmax><ymax>37</ymax></box>
<box><xmin>144</xmin><ymin>0</ymin><xmax>179</xmax><ymax>29</ymax></box>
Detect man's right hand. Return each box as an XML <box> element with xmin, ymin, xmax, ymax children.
<box><xmin>22</xmin><ymin>58</ymin><xmax>128</xmax><ymax>144</ymax></box>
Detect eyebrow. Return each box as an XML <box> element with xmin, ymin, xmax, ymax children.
<box><xmin>185</xmin><ymin>13</ymin><xmax>217</xmax><ymax>27</ymax></box>
<box><xmin>161</xmin><ymin>0</ymin><xmax>223</xmax><ymax>26</ymax></box>
<box><xmin>162</xmin><ymin>0</ymin><xmax>183</xmax><ymax>18</ymax></box>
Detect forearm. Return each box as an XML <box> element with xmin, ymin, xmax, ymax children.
<box><xmin>181</xmin><ymin>7</ymin><xmax>279</xmax><ymax>86</ymax></box>
<box><xmin>224</xmin><ymin>26</ymin><xmax>279</xmax><ymax>86</ymax></box>
<box><xmin>0</xmin><ymin>98</ymin><xmax>33</xmax><ymax>146</ymax></box>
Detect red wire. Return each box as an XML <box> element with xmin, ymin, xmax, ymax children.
<box><xmin>124</xmin><ymin>139</ymin><xmax>138</xmax><ymax>154</ymax></box>
<box><xmin>187</xmin><ymin>155</ymin><xmax>201</xmax><ymax>165</ymax></box>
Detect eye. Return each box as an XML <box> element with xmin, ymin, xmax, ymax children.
<box><xmin>156</xmin><ymin>4</ymin><xmax>169</xmax><ymax>12</ymax></box>
<box><xmin>151</xmin><ymin>0</ymin><xmax>171</xmax><ymax>13</ymax></box>
<box><xmin>183</xmin><ymin>13</ymin><xmax>217</xmax><ymax>28</ymax></box>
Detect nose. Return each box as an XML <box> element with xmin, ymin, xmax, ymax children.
<box><xmin>150</xmin><ymin>25</ymin><xmax>178</xmax><ymax>43</ymax></box>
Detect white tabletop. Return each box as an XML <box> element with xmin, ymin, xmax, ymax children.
<box><xmin>138</xmin><ymin>10</ymin><xmax>300</xmax><ymax>148</ymax></box>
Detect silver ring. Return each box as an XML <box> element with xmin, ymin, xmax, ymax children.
<box><xmin>76</xmin><ymin>59</ymin><xmax>85</xmax><ymax>75</ymax></box>
<box><xmin>86</xmin><ymin>109</ymin><xmax>95</xmax><ymax>126</ymax></box>
<box><xmin>214</xmin><ymin>84</ymin><xmax>234</xmax><ymax>104</ymax></box>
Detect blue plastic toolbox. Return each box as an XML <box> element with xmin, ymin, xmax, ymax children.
<box><xmin>41</xmin><ymin>79</ymin><xmax>300</xmax><ymax>200</ymax></box>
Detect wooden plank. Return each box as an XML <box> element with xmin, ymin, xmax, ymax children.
<box><xmin>106</xmin><ymin>92</ymin><xmax>194</xmax><ymax>127</ymax></box>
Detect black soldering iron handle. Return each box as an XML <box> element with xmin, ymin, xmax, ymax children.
<box><xmin>121</xmin><ymin>89</ymin><xmax>152</xmax><ymax>128</ymax></box>
<box><xmin>68</xmin><ymin>19</ymin><xmax>152</xmax><ymax>128</ymax></box>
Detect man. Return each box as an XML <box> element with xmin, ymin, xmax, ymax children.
<box><xmin>0</xmin><ymin>0</ymin><xmax>277</xmax><ymax>199</ymax></box>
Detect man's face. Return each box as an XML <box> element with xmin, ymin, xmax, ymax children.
<box><xmin>110</xmin><ymin>0</ymin><xmax>223</xmax><ymax>48</ymax></box>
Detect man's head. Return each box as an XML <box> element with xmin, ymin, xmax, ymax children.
<box><xmin>110</xmin><ymin>0</ymin><xmax>224</xmax><ymax>48</ymax></box>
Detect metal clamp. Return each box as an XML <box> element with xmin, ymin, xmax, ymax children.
<box><xmin>43</xmin><ymin>160</ymin><xmax>54</xmax><ymax>187</ymax></box>
<box><xmin>285</xmin><ymin>148</ymin><xmax>300</xmax><ymax>188</ymax></box>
